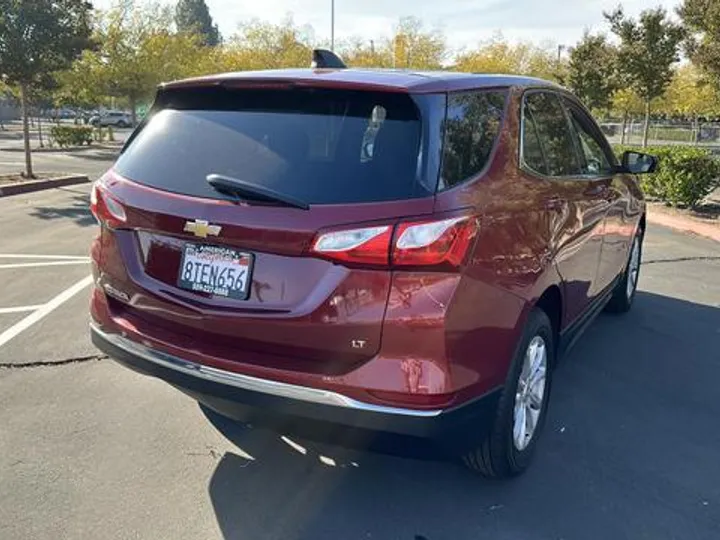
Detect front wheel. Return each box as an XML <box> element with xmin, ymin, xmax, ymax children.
<box><xmin>462</xmin><ymin>309</ymin><xmax>554</xmax><ymax>478</ymax></box>
<box><xmin>605</xmin><ymin>228</ymin><xmax>643</xmax><ymax>314</ymax></box>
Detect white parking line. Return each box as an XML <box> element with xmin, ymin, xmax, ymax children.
<box><xmin>0</xmin><ymin>260</ymin><xmax>90</xmax><ymax>270</ymax></box>
<box><xmin>0</xmin><ymin>275</ymin><xmax>93</xmax><ymax>348</ymax></box>
<box><xmin>0</xmin><ymin>254</ymin><xmax>90</xmax><ymax>260</ymax></box>
<box><xmin>0</xmin><ymin>305</ymin><xmax>44</xmax><ymax>314</ymax></box>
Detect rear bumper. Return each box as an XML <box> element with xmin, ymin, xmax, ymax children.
<box><xmin>91</xmin><ymin>324</ymin><xmax>501</xmax><ymax>443</ymax></box>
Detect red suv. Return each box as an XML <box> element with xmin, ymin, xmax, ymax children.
<box><xmin>90</xmin><ymin>53</ymin><xmax>656</xmax><ymax>478</ymax></box>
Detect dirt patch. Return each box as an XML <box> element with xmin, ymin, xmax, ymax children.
<box><xmin>0</xmin><ymin>174</ymin><xmax>90</xmax><ymax>197</ymax></box>
<box><xmin>647</xmin><ymin>201</ymin><xmax>720</xmax><ymax>224</ymax></box>
<box><xmin>0</xmin><ymin>172</ymin><xmax>66</xmax><ymax>186</ymax></box>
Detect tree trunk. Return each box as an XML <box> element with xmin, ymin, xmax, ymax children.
<box><xmin>693</xmin><ymin>115</ymin><xmax>699</xmax><ymax>146</ymax></box>
<box><xmin>19</xmin><ymin>84</ymin><xmax>34</xmax><ymax>178</ymax></box>
<box><xmin>642</xmin><ymin>100</ymin><xmax>651</xmax><ymax>148</ymax></box>
<box><xmin>129</xmin><ymin>95</ymin><xmax>137</xmax><ymax>127</ymax></box>
<box><xmin>38</xmin><ymin>113</ymin><xmax>44</xmax><ymax>148</ymax></box>
<box><xmin>620</xmin><ymin>111</ymin><xmax>628</xmax><ymax>145</ymax></box>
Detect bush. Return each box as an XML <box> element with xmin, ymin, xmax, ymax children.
<box><xmin>50</xmin><ymin>125</ymin><xmax>93</xmax><ymax>148</ymax></box>
<box><xmin>614</xmin><ymin>145</ymin><xmax>720</xmax><ymax>208</ymax></box>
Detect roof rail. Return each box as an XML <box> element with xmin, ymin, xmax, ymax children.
<box><xmin>311</xmin><ymin>49</ymin><xmax>347</xmax><ymax>69</ymax></box>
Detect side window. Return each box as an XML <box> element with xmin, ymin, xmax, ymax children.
<box><xmin>524</xmin><ymin>92</ymin><xmax>581</xmax><ymax>177</ymax></box>
<box><xmin>521</xmin><ymin>106</ymin><xmax>547</xmax><ymax>175</ymax></box>
<box><xmin>440</xmin><ymin>90</ymin><xmax>507</xmax><ymax>189</ymax></box>
<box><xmin>564</xmin><ymin>100</ymin><xmax>614</xmax><ymax>176</ymax></box>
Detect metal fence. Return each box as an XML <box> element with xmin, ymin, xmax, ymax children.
<box><xmin>599</xmin><ymin>120</ymin><xmax>720</xmax><ymax>148</ymax></box>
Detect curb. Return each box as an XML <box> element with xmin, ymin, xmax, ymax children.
<box><xmin>0</xmin><ymin>175</ymin><xmax>90</xmax><ymax>197</ymax></box>
<box><xmin>647</xmin><ymin>206</ymin><xmax>720</xmax><ymax>243</ymax></box>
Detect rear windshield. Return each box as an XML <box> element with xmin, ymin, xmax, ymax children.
<box><xmin>115</xmin><ymin>87</ymin><xmax>431</xmax><ymax>205</ymax></box>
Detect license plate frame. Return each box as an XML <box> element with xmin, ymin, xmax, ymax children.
<box><xmin>177</xmin><ymin>243</ymin><xmax>254</xmax><ymax>300</ymax></box>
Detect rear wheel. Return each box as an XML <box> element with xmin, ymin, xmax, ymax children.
<box><xmin>605</xmin><ymin>228</ymin><xmax>643</xmax><ymax>314</ymax></box>
<box><xmin>462</xmin><ymin>309</ymin><xmax>554</xmax><ymax>478</ymax></box>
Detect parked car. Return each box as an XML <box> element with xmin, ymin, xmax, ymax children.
<box><xmin>89</xmin><ymin>110</ymin><xmax>133</xmax><ymax>128</ymax></box>
<box><xmin>90</xmin><ymin>51</ymin><xmax>656</xmax><ymax>478</ymax></box>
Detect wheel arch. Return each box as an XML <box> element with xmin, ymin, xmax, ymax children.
<box><xmin>534</xmin><ymin>285</ymin><xmax>562</xmax><ymax>365</ymax></box>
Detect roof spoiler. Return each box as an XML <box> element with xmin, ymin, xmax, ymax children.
<box><xmin>311</xmin><ymin>49</ymin><xmax>347</xmax><ymax>69</ymax></box>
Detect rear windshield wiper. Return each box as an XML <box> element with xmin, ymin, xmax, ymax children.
<box><xmin>206</xmin><ymin>174</ymin><xmax>310</xmax><ymax>210</ymax></box>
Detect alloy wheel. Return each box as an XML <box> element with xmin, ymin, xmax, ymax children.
<box><xmin>513</xmin><ymin>335</ymin><xmax>548</xmax><ymax>451</ymax></box>
<box><xmin>626</xmin><ymin>236</ymin><xmax>641</xmax><ymax>300</ymax></box>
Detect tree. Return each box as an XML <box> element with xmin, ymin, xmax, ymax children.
<box><xmin>660</xmin><ymin>65</ymin><xmax>720</xmax><ymax>143</ymax></box>
<box><xmin>455</xmin><ymin>34</ymin><xmax>560</xmax><ymax>81</ymax></box>
<box><xmin>611</xmin><ymin>88</ymin><xmax>645</xmax><ymax>145</ymax></box>
<box><xmin>605</xmin><ymin>7</ymin><xmax>685</xmax><ymax>147</ymax></box>
<box><xmin>568</xmin><ymin>32</ymin><xmax>618</xmax><ymax>113</ymax></box>
<box><xmin>175</xmin><ymin>0</ymin><xmax>220</xmax><ymax>46</ymax></box>
<box><xmin>678</xmin><ymin>0</ymin><xmax>720</xmax><ymax>87</ymax></box>
<box><xmin>228</xmin><ymin>17</ymin><xmax>313</xmax><ymax>70</ymax></box>
<box><xmin>0</xmin><ymin>0</ymin><xmax>92</xmax><ymax>177</ymax></box>
<box><xmin>389</xmin><ymin>17</ymin><xmax>446</xmax><ymax>69</ymax></box>
<box><xmin>73</xmin><ymin>0</ymin><xmax>204</xmax><ymax>125</ymax></box>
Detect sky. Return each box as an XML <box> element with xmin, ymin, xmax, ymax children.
<box><xmin>95</xmin><ymin>0</ymin><xmax>681</xmax><ymax>52</ymax></box>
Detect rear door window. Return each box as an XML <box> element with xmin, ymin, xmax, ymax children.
<box><xmin>115</xmin><ymin>88</ymin><xmax>430</xmax><ymax>205</ymax></box>
<box><xmin>523</xmin><ymin>92</ymin><xmax>581</xmax><ymax>177</ymax></box>
<box><xmin>439</xmin><ymin>90</ymin><xmax>507</xmax><ymax>189</ymax></box>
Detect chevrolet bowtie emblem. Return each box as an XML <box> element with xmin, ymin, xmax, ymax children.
<box><xmin>184</xmin><ymin>219</ymin><xmax>221</xmax><ymax>238</ymax></box>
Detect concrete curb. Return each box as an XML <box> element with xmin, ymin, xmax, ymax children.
<box><xmin>0</xmin><ymin>175</ymin><xmax>90</xmax><ymax>197</ymax></box>
<box><xmin>647</xmin><ymin>206</ymin><xmax>720</xmax><ymax>243</ymax></box>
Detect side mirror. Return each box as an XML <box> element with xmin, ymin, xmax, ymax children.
<box><xmin>622</xmin><ymin>150</ymin><xmax>658</xmax><ymax>174</ymax></box>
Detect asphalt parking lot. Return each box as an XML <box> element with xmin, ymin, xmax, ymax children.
<box><xmin>1</xmin><ymin>178</ymin><xmax>719</xmax><ymax>539</ymax></box>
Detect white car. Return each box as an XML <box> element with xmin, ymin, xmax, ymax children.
<box><xmin>90</xmin><ymin>111</ymin><xmax>133</xmax><ymax>128</ymax></box>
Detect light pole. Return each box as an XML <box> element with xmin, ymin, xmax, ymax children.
<box><xmin>330</xmin><ymin>0</ymin><xmax>335</xmax><ymax>51</ymax></box>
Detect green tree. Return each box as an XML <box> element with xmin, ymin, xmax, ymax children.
<box><xmin>611</xmin><ymin>88</ymin><xmax>645</xmax><ymax>145</ymax></box>
<box><xmin>605</xmin><ymin>6</ymin><xmax>685</xmax><ymax>147</ymax></box>
<box><xmin>72</xmin><ymin>0</ymin><xmax>203</xmax><ymax>125</ymax></box>
<box><xmin>678</xmin><ymin>0</ymin><xmax>720</xmax><ymax>87</ymax></box>
<box><xmin>0</xmin><ymin>0</ymin><xmax>93</xmax><ymax>177</ymax></box>
<box><xmin>175</xmin><ymin>0</ymin><xmax>220</xmax><ymax>46</ymax></box>
<box><xmin>568</xmin><ymin>32</ymin><xmax>618</xmax><ymax>113</ymax></box>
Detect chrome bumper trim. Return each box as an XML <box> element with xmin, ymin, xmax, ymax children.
<box><xmin>92</xmin><ymin>324</ymin><xmax>443</xmax><ymax>418</ymax></box>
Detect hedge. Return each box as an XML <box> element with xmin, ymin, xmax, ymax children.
<box><xmin>50</xmin><ymin>125</ymin><xmax>93</xmax><ymax>148</ymax></box>
<box><xmin>614</xmin><ymin>145</ymin><xmax>720</xmax><ymax>208</ymax></box>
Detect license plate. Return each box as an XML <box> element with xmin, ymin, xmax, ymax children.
<box><xmin>177</xmin><ymin>243</ymin><xmax>253</xmax><ymax>299</ymax></box>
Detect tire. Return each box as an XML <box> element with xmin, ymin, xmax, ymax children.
<box><xmin>117</xmin><ymin>120</ymin><xmax>128</xmax><ymax>128</ymax></box>
<box><xmin>605</xmin><ymin>228</ymin><xmax>643</xmax><ymax>314</ymax></box>
<box><xmin>462</xmin><ymin>309</ymin><xmax>554</xmax><ymax>478</ymax></box>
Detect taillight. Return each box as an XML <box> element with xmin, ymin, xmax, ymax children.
<box><xmin>90</xmin><ymin>178</ymin><xmax>127</xmax><ymax>228</ymax></box>
<box><xmin>311</xmin><ymin>226</ymin><xmax>392</xmax><ymax>266</ymax></box>
<box><xmin>393</xmin><ymin>216</ymin><xmax>478</xmax><ymax>267</ymax></box>
<box><xmin>310</xmin><ymin>216</ymin><xmax>478</xmax><ymax>269</ymax></box>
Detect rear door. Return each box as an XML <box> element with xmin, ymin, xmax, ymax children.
<box><xmin>103</xmin><ymin>85</ymin><xmax>442</xmax><ymax>367</ymax></box>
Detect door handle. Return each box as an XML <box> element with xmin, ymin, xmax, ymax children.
<box><xmin>545</xmin><ymin>197</ymin><xmax>564</xmax><ymax>211</ymax></box>
<box><xmin>584</xmin><ymin>184</ymin><xmax>606</xmax><ymax>197</ymax></box>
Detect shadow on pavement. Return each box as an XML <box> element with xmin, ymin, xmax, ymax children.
<box><xmin>204</xmin><ymin>290</ymin><xmax>720</xmax><ymax>540</ymax></box>
<box><xmin>29</xmin><ymin>194</ymin><xmax>95</xmax><ymax>227</ymax></box>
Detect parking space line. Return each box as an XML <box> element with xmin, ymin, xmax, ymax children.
<box><xmin>0</xmin><ymin>261</ymin><xmax>90</xmax><ymax>269</ymax></box>
<box><xmin>0</xmin><ymin>254</ymin><xmax>90</xmax><ymax>260</ymax></box>
<box><xmin>0</xmin><ymin>305</ymin><xmax>44</xmax><ymax>314</ymax></box>
<box><xmin>0</xmin><ymin>275</ymin><xmax>93</xmax><ymax>349</ymax></box>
